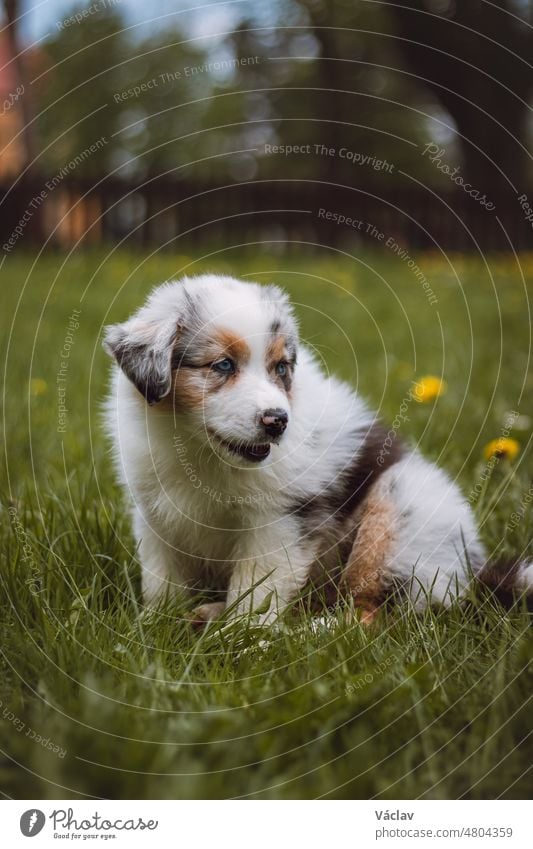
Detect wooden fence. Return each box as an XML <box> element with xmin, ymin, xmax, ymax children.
<box><xmin>1</xmin><ymin>177</ymin><xmax>531</xmax><ymax>253</ymax></box>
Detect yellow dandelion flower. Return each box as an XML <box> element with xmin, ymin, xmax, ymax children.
<box><xmin>29</xmin><ymin>378</ymin><xmax>48</xmax><ymax>396</ymax></box>
<box><xmin>483</xmin><ymin>437</ymin><xmax>520</xmax><ymax>462</ymax></box>
<box><xmin>411</xmin><ymin>375</ymin><xmax>447</xmax><ymax>403</ymax></box>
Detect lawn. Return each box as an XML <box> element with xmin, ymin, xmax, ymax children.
<box><xmin>1</xmin><ymin>246</ymin><xmax>532</xmax><ymax>799</ymax></box>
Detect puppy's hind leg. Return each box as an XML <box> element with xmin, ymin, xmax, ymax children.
<box><xmin>340</xmin><ymin>490</ymin><xmax>398</xmax><ymax>624</ymax></box>
<box><xmin>341</xmin><ymin>453</ymin><xmax>485</xmax><ymax>620</ymax></box>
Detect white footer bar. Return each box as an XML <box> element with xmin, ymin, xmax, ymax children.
<box><xmin>2</xmin><ymin>800</ymin><xmax>530</xmax><ymax>848</ymax></box>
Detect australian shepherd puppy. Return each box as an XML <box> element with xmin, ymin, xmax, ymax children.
<box><xmin>103</xmin><ymin>274</ymin><xmax>532</xmax><ymax>625</ymax></box>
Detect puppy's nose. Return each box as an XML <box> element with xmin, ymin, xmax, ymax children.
<box><xmin>261</xmin><ymin>408</ymin><xmax>289</xmax><ymax>438</ymax></box>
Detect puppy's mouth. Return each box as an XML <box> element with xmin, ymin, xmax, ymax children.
<box><xmin>211</xmin><ymin>433</ymin><xmax>271</xmax><ymax>463</ymax></box>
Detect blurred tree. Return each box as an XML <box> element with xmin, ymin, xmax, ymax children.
<box><xmin>31</xmin><ymin>0</ymin><xmax>531</xmax><ymax>197</ymax></box>
<box><xmin>36</xmin><ymin>5</ymin><xmax>129</xmax><ymax>176</ymax></box>
<box><xmin>3</xmin><ymin>0</ymin><xmax>36</xmax><ymax>168</ymax></box>
<box><xmin>389</xmin><ymin>0</ymin><xmax>533</xmax><ymax>194</ymax></box>
<box><xmin>214</xmin><ymin>0</ymin><xmax>448</xmax><ymax>187</ymax></box>
<box><xmin>36</xmin><ymin>5</ymin><xmax>220</xmax><ymax>181</ymax></box>
<box><xmin>111</xmin><ymin>32</ymin><xmax>215</xmax><ymax>180</ymax></box>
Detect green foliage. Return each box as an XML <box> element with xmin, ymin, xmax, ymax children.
<box><xmin>33</xmin><ymin>0</ymin><xmax>446</xmax><ymax>184</ymax></box>
<box><xmin>1</xmin><ymin>248</ymin><xmax>532</xmax><ymax>798</ymax></box>
<box><xmin>223</xmin><ymin>0</ymin><xmax>441</xmax><ymax>184</ymax></box>
<box><xmin>36</xmin><ymin>6</ymin><xmax>129</xmax><ymax>175</ymax></box>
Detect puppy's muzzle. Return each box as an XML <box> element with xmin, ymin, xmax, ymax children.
<box><xmin>260</xmin><ymin>408</ymin><xmax>289</xmax><ymax>439</ymax></box>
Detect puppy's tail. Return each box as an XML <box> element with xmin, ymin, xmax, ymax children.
<box><xmin>477</xmin><ymin>557</ymin><xmax>533</xmax><ymax>605</ymax></box>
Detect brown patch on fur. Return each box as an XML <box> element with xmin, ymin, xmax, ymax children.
<box><xmin>211</xmin><ymin>328</ymin><xmax>250</xmax><ymax>364</ymax></box>
<box><xmin>266</xmin><ymin>334</ymin><xmax>293</xmax><ymax>393</ymax></box>
<box><xmin>167</xmin><ymin>328</ymin><xmax>252</xmax><ymax>406</ymax></box>
<box><xmin>170</xmin><ymin>368</ymin><xmax>206</xmax><ymax>408</ymax></box>
<box><xmin>172</xmin><ymin>328</ymin><xmax>250</xmax><ymax>372</ymax></box>
<box><xmin>266</xmin><ymin>334</ymin><xmax>286</xmax><ymax>367</ymax></box>
<box><xmin>340</xmin><ymin>492</ymin><xmax>397</xmax><ymax>618</ymax></box>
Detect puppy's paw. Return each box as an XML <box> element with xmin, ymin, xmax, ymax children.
<box><xmin>340</xmin><ymin>598</ymin><xmax>381</xmax><ymax>627</ymax></box>
<box><xmin>188</xmin><ymin>601</ymin><xmax>226</xmax><ymax>630</ymax></box>
<box><xmin>356</xmin><ymin>603</ymin><xmax>380</xmax><ymax>626</ymax></box>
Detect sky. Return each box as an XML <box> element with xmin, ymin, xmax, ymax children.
<box><xmin>19</xmin><ymin>0</ymin><xmax>249</xmax><ymax>45</ymax></box>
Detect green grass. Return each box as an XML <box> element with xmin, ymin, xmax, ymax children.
<box><xmin>1</xmin><ymin>246</ymin><xmax>532</xmax><ymax>799</ymax></box>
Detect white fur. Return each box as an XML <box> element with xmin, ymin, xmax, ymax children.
<box><xmin>103</xmin><ymin>274</ymin><xmax>487</xmax><ymax>622</ymax></box>
<box><xmin>517</xmin><ymin>561</ymin><xmax>533</xmax><ymax>592</ymax></box>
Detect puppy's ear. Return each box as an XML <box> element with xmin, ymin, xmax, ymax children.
<box><xmin>103</xmin><ymin>317</ymin><xmax>177</xmax><ymax>405</ymax></box>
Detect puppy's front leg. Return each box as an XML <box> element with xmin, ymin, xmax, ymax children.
<box><xmin>226</xmin><ymin>526</ymin><xmax>312</xmax><ymax>624</ymax></box>
<box><xmin>134</xmin><ymin>511</ymin><xmax>191</xmax><ymax>607</ymax></box>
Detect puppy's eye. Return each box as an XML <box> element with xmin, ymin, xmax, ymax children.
<box><xmin>212</xmin><ymin>358</ymin><xmax>235</xmax><ymax>375</ymax></box>
<box><xmin>276</xmin><ymin>361</ymin><xmax>288</xmax><ymax>377</ymax></box>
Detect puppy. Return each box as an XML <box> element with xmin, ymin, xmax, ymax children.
<box><xmin>103</xmin><ymin>274</ymin><xmax>532</xmax><ymax>625</ymax></box>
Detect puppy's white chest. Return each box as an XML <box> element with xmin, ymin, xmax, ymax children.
<box><xmin>156</xmin><ymin>480</ymin><xmax>259</xmax><ymax>559</ymax></box>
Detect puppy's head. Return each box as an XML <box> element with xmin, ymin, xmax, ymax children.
<box><xmin>104</xmin><ymin>275</ymin><xmax>298</xmax><ymax>464</ymax></box>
